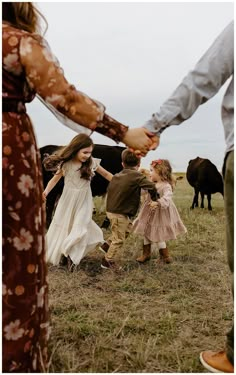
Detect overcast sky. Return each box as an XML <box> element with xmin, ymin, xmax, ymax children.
<box><xmin>28</xmin><ymin>2</ymin><xmax>234</xmax><ymax>171</ymax></box>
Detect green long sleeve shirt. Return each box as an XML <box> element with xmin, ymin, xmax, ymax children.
<box><xmin>106</xmin><ymin>168</ymin><xmax>159</xmax><ymax>218</ymax></box>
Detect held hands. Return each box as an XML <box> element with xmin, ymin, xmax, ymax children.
<box><xmin>149</xmin><ymin>201</ymin><xmax>160</xmax><ymax>209</ymax></box>
<box><xmin>122</xmin><ymin>128</ymin><xmax>159</xmax><ymax>156</ymax></box>
<box><xmin>148</xmin><ymin>135</ymin><xmax>159</xmax><ymax>151</ymax></box>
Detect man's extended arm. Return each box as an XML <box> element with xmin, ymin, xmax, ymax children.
<box><xmin>144</xmin><ymin>21</ymin><xmax>234</xmax><ymax>135</ymax></box>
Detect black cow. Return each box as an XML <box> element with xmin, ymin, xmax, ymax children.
<box><xmin>40</xmin><ymin>144</ymin><xmax>125</xmax><ymax>227</ymax></box>
<box><xmin>186</xmin><ymin>157</ymin><xmax>224</xmax><ymax>210</ymax></box>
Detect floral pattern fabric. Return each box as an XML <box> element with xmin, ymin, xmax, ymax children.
<box><xmin>3</xmin><ymin>22</ymin><xmax>128</xmax><ymax>142</ymax></box>
<box><xmin>2</xmin><ymin>108</ymin><xmax>49</xmax><ymax>372</ymax></box>
<box><xmin>2</xmin><ymin>21</ymin><xmax>127</xmax><ymax>373</ymax></box>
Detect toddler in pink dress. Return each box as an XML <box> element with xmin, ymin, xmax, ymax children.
<box><xmin>133</xmin><ymin>159</ymin><xmax>187</xmax><ymax>263</ymax></box>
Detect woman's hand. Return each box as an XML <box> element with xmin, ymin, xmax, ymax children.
<box><xmin>122</xmin><ymin>128</ymin><xmax>154</xmax><ymax>156</ymax></box>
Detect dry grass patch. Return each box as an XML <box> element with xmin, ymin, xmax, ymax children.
<box><xmin>47</xmin><ymin>175</ymin><xmax>232</xmax><ymax>372</ymax></box>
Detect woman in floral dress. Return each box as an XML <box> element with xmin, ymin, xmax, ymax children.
<box><xmin>2</xmin><ymin>3</ymin><xmax>155</xmax><ymax>372</ymax></box>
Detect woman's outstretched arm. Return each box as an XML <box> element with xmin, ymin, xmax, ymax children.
<box><xmin>20</xmin><ymin>34</ymin><xmax>152</xmax><ymax>154</ymax></box>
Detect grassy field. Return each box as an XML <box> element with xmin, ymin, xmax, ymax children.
<box><xmin>47</xmin><ymin>175</ymin><xmax>232</xmax><ymax>373</ymax></box>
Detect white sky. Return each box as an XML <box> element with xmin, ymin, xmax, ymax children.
<box><xmin>28</xmin><ymin>2</ymin><xmax>234</xmax><ymax>171</ymax></box>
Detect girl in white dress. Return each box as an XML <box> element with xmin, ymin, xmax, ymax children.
<box><xmin>42</xmin><ymin>134</ymin><xmax>113</xmax><ymax>269</ymax></box>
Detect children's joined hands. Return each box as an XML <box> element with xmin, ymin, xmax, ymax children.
<box><xmin>149</xmin><ymin>201</ymin><xmax>160</xmax><ymax>209</ymax></box>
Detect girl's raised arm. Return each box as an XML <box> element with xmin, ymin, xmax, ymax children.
<box><xmin>96</xmin><ymin>165</ymin><xmax>113</xmax><ymax>182</ymax></box>
<box><xmin>42</xmin><ymin>169</ymin><xmax>63</xmax><ymax>201</ymax></box>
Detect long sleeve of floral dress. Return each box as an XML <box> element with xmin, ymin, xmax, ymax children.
<box><xmin>19</xmin><ymin>33</ymin><xmax>128</xmax><ymax>142</ymax></box>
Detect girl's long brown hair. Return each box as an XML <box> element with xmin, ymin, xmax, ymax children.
<box><xmin>43</xmin><ymin>134</ymin><xmax>94</xmax><ymax>180</ymax></box>
<box><xmin>151</xmin><ymin>159</ymin><xmax>175</xmax><ymax>190</ymax></box>
<box><xmin>2</xmin><ymin>2</ymin><xmax>48</xmax><ymax>34</ymax></box>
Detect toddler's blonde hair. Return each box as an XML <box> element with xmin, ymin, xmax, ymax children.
<box><xmin>151</xmin><ymin>159</ymin><xmax>175</xmax><ymax>189</ymax></box>
<box><xmin>139</xmin><ymin>168</ymin><xmax>150</xmax><ymax>179</ymax></box>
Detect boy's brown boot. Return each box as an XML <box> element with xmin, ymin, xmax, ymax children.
<box><xmin>136</xmin><ymin>244</ymin><xmax>151</xmax><ymax>263</ymax></box>
<box><xmin>157</xmin><ymin>248</ymin><xmax>172</xmax><ymax>264</ymax></box>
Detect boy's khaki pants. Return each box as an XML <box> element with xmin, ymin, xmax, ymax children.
<box><xmin>106</xmin><ymin>212</ymin><xmax>132</xmax><ymax>260</ymax></box>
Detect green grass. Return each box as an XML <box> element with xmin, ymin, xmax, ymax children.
<box><xmin>47</xmin><ymin>175</ymin><xmax>232</xmax><ymax>372</ymax></box>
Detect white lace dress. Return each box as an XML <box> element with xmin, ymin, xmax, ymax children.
<box><xmin>46</xmin><ymin>158</ymin><xmax>103</xmax><ymax>265</ymax></box>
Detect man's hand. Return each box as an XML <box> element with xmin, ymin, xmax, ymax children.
<box><xmin>122</xmin><ymin>128</ymin><xmax>160</xmax><ymax>156</ymax></box>
<box><xmin>149</xmin><ymin>135</ymin><xmax>160</xmax><ymax>150</ymax></box>
<box><xmin>122</xmin><ymin>128</ymin><xmax>153</xmax><ymax>156</ymax></box>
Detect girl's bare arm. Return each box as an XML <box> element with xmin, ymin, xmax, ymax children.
<box><xmin>42</xmin><ymin>169</ymin><xmax>63</xmax><ymax>200</ymax></box>
<box><xmin>96</xmin><ymin>165</ymin><xmax>113</xmax><ymax>182</ymax></box>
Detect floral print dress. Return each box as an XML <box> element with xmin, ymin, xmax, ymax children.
<box><xmin>2</xmin><ymin>22</ymin><xmax>128</xmax><ymax>372</ymax></box>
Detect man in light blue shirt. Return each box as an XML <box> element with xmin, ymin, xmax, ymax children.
<box><xmin>144</xmin><ymin>21</ymin><xmax>234</xmax><ymax>373</ymax></box>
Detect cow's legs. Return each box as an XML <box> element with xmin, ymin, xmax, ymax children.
<box><xmin>191</xmin><ymin>188</ymin><xmax>199</xmax><ymax>209</ymax></box>
<box><xmin>101</xmin><ymin>217</ymin><xmax>110</xmax><ymax>229</ymax></box>
<box><xmin>200</xmin><ymin>192</ymin><xmax>204</xmax><ymax>208</ymax></box>
<box><xmin>207</xmin><ymin>194</ymin><xmax>212</xmax><ymax>210</ymax></box>
<box><xmin>46</xmin><ymin>193</ymin><xmax>60</xmax><ymax>228</ymax></box>
<box><xmin>99</xmin><ymin>194</ymin><xmax>107</xmax><ymax>214</ymax></box>
<box><xmin>100</xmin><ymin>194</ymin><xmax>110</xmax><ymax>228</ymax></box>
<box><xmin>46</xmin><ymin>202</ymin><xmax>55</xmax><ymax>228</ymax></box>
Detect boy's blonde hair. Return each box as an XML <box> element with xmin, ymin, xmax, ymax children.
<box><xmin>151</xmin><ymin>159</ymin><xmax>175</xmax><ymax>189</ymax></box>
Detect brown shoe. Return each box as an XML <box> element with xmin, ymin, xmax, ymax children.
<box><xmin>200</xmin><ymin>350</ymin><xmax>234</xmax><ymax>373</ymax></box>
<box><xmin>101</xmin><ymin>257</ymin><xmax>117</xmax><ymax>270</ymax></box>
<box><xmin>99</xmin><ymin>242</ymin><xmax>110</xmax><ymax>254</ymax></box>
<box><xmin>136</xmin><ymin>244</ymin><xmax>151</xmax><ymax>263</ymax></box>
<box><xmin>157</xmin><ymin>248</ymin><xmax>172</xmax><ymax>264</ymax></box>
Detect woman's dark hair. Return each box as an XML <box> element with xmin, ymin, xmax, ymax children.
<box><xmin>43</xmin><ymin>134</ymin><xmax>94</xmax><ymax>180</ymax></box>
<box><xmin>2</xmin><ymin>2</ymin><xmax>48</xmax><ymax>34</ymax></box>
